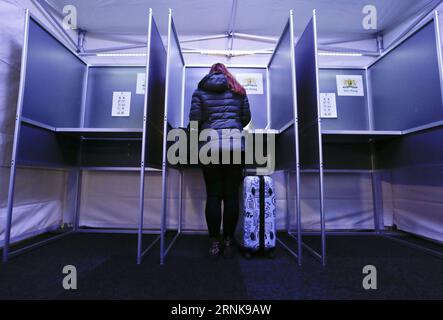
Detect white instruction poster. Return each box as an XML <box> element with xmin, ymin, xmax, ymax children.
<box><xmin>336</xmin><ymin>75</ymin><xmax>364</xmax><ymax>96</ymax></box>
<box><xmin>136</xmin><ymin>73</ymin><xmax>146</xmax><ymax>95</ymax></box>
<box><xmin>234</xmin><ymin>73</ymin><xmax>264</xmax><ymax>95</ymax></box>
<box><xmin>112</xmin><ymin>92</ymin><xmax>132</xmax><ymax>117</ymax></box>
<box><xmin>320</xmin><ymin>93</ymin><xmax>337</xmax><ymax>118</ymax></box>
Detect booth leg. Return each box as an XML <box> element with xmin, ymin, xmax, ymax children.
<box><xmin>276</xmin><ymin>170</ymin><xmax>303</xmax><ymax>265</ymax></box>
<box><xmin>296</xmin><ymin>168</ymin><xmax>302</xmax><ymax>266</ymax></box>
<box><xmin>370</xmin><ymin>141</ymin><xmax>383</xmax><ymax>235</ymax></box>
<box><xmin>73</xmin><ymin>169</ymin><xmax>83</xmax><ymax>232</ymax></box>
<box><xmin>319</xmin><ymin>166</ymin><xmax>326</xmax><ymax>267</ymax></box>
<box><xmin>178</xmin><ymin>170</ymin><xmax>184</xmax><ymax>234</ymax></box>
<box><xmin>371</xmin><ymin>171</ymin><xmax>383</xmax><ymax>234</ymax></box>
<box><xmin>137</xmin><ymin>163</ymin><xmax>146</xmax><ymax>265</ymax></box>
<box><xmin>160</xmin><ymin>163</ymin><xmax>168</xmax><ymax>265</ymax></box>
<box><xmin>159</xmin><ymin>168</ymin><xmax>183</xmax><ymax>265</ymax></box>
<box><xmin>3</xmin><ymin>163</ymin><xmax>17</xmax><ymax>263</ymax></box>
<box><xmin>136</xmin><ymin>165</ymin><xmax>161</xmax><ymax>264</ymax></box>
<box><xmin>285</xmin><ymin>171</ymin><xmax>291</xmax><ymax>234</ymax></box>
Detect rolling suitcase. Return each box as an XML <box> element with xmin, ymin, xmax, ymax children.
<box><xmin>237</xmin><ymin>175</ymin><xmax>276</xmax><ymax>258</ymax></box>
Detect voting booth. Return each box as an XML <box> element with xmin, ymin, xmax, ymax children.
<box><xmin>2</xmin><ymin>9</ymin><xmax>167</xmax><ymax>263</ymax></box>
<box><xmin>157</xmin><ymin>10</ymin><xmax>326</xmax><ymax>265</ymax></box>
<box><xmin>3</xmin><ymin>3</ymin><xmax>443</xmax><ymax>266</ymax></box>
<box><xmin>157</xmin><ymin>9</ymin><xmax>443</xmax><ymax>265</ymax></box>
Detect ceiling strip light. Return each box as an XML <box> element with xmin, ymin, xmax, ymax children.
<box><xmin>96</xmin><ymin>53</ymin><xmax>147</xmax><ymax>57</ymax></box>
<box><xmin>318</xmin><ymin>52</ymin><xmax>363</xmax><ymax>57</ymax></box>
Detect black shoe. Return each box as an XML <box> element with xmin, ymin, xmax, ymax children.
<box><xmin>223</xmin><ymin>237</ymin><xmax>235</xmax><ymax>258</ymax></box>
<box><xmin>209</xmin><ymin>238</ymin><xmax>222</xmax><ymax>258</ymax></box>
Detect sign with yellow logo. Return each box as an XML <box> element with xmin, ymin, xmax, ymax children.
<box><xmin>234</xmin><ymin>73</ymin><xmax>264</xmax><ymax>95</ymax></box>
<box><xmin>336</xmin><ymin>75</ymin><xmax>364</xmax><ymax>96</ymax></box>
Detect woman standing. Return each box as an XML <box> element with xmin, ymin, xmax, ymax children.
<box><xmin>189</xmin><ymin>63</ymin><xmax>251</xmax><ymax>258</ymax></box>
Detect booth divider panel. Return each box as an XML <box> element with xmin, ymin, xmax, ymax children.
<box><xmin>17</xmin><ymin>124</ymin><xmax>78</xmax><ymax>166</ymax></box>
<box><xmin>299</xmin><ymin>126</ymin><xmax>321</xmax><ymax>169</ymax></box>
<box><xmin>144</xmin><ymin>123</ymin><xmax>164</xmax><ymax>169</ymax></box>
<box><xmin>21</xmin><ymin>18</ymin><xmax>86</xmax><ymax>128</ymax></box>
<box><xmin>183</xmin><ymin>67</ymin><xmax>268</xmax><ymax>129</ymax></box>
<box><xmin>323</xmin><ymin>143</ymin><xmax>372</xmax><ymax>170</ymax></box>
<box><xmin>268</xmin><ymin>22</ymin><xmax>295</xmax><ymax>132</ymax></box>
<box><xmin>376</xmin><ymin>126</ymin><xmax>443</xmax><ymax>169</ymax></box>
<box><xmin>165</xmin><ymin>19</ymin><xmax>184</xmax><ymax>130</ymax></box>
<box><xmin>84</xmin><ymin>66</ymin><xmax>146</xmax><ymax>129</ymax></box>
<box><xmin>294</xmin><ymin>13</ymin><xmax>326</xmax><ymax>265</ymax></box>
<box><xmin>275</xmin><ymin>125</ymin><xmax>297</xmax><ymax>171</ymax></box>
<box><xmin>319</xmin><ymin>69</ymin><xmax>369</xmax><ymax>131</ymax></box>
<box><xmin>370</xmin><ymin>20</ymin><xmax>443</xmax><ymax>131</ymax></box>
<box><xmin>144</xmin><ymin>16</ymin><xmax>167</xmax><ymax>168</ymax></box>
<box><xmin>81</xmin><ymin>140</ymin><xmax>142</xmax><ymax>167</ymax></box>
<box><xmin>295</xmin><ymin>17</ymin><xmax>322</xmax><ymax>169</ymax></box>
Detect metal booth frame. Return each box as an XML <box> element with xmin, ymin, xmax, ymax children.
<box><xmin>157</xmin><ymin>9</ymin><xmax>328</xmax><ymax>266</ymax></box>
<box><xmin>3</xmin><ymin>9</ymin><xmax>163</xmax><ymax>263</ymax></box>
<box><xmin>4</xmin><ymin>5</ymin><xmax>443</xmax><ymax>266</ymax></box>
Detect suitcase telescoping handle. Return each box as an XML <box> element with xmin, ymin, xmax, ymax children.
<box><xmin>259</xmin><ymin>176</ymin><xmax>265</xmax><ymax>251</ymax></box>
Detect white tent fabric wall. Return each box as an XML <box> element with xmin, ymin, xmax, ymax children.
<box><xmin>382</xmin><ymin>1</ymin><xmax>443</xmax><ymax>50</ymax></box>
<box><xmin>287</xmin><ymin>173</ymin><xmax>377</xmax><ymax>231</ymax></box>
<box><xmin>390</xmin><ymin>168</ymin><xmax>443</xmax><ymax>243</ymax></box>
<box><xmin>0</xmin><ymin>1</ymin><xmax>21</xmax><ymax>168</ymax></box>
<box><xmin>14</xmin><ymin>0</ymin><xmax>78</xmax><ymax>52</ymax></box>
<box><xmin>0</xmin><ymin>0</ymin><xmax>69</xmax><ymax>247</ymax></box>
<box><xmin>0</xmin><ymin>168</ymin><xmax>67</xmax><ymax>246</ymax></box>
<box><xmin>22</xmin><ymin>0</ymin><xmax>440</xmax><ymax>67</ymax></box>
<box><xmin>78</xmin><ymin>170</ymin><xmax>380</xmax><ymax>232</ymax></box>
<box><xmin>79</xmin><ymin>170</ymin><xmax>180</xmax><ymax>230</ymax></box>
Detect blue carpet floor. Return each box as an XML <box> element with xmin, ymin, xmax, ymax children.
<box><xmin>1</xmin><ymin>233</ymin><xmax>443</xmax><ymax>299</ymax></box>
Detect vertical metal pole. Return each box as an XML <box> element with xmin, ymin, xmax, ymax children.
<box><xmin>266</xmin><ymin>67</ymin><xmax>271</xmax><ymax>128</ymax></box>
<box><xmin>73</xmin><ymin>49</ymin><xmax>88</xmax><ymax>232</ymax></box>
<box><xmin>73</xmin><ymin>168</ymin><xmax>83</xmax><ymax>231</ymax></box>
<box><xmin>365</xmin><ymin>68</ymin><xmax>374</xmax><ymax>131</ymax></box>
<box><xmin>371</xmin><ymin>172</ymin><xmax>382</xmax><ymax>234</ymax></box>
<box><xmin>296</xmin><ymin>167</ymin><xmax>302</xmax><ymax>266</ymax></box>
<box><xmin>226</xmin><ymin>0</ymin><xmax>239</xmax><ymax>53</ymax></box>
<box><xmin>180</xmin><ymin>66</ymin><xmax>186</xmax><ymax>128</ymax></box>
<box><xmin>77</xmin><ymin>30</ymin><xmax>87</xmax><ymax>54</ymax></box>
<box><xmin>289</xmin><ymin>10</ymin><xmax>302</xmax><ymax>266</ymax></box>
<box><xmin>433</xmin><ymin>11</ymin><xmax>443</xmax><ymax>108</ymax></box>
<box><xmin>285</xmin><ymin>171</ymin><xmax>291</xmax><ymax>234</ymax></box>
<box><xmin>370</xmin><ymin>141</ymin><xmax>382</xmax><ymax>234</ymax></box>
<box><xmin>178</xmin><ymin>170</ymin><xmax>184</xmax><ymax>234</ymax></box>
<box><xmin>3</xmin><ymin>11</ymin><xmax>30</xmax><ymax>263</ymax></box>
<box><xmin>160</xmin><ymin>162</ymin><xmax>168</xmax><ymax>265</ymax></box>
<box><xmin>376</xmin><ymin>34</ymin><xmax>384</xmax><ymax>55</ymax></box>
<box><xmin>160</xmin><ymin>9</ymin><xmax>173</xmax><ymax>265</ymax></box>
<box><xmin>319</xmin><ymin>166</ymin><xmax>326</xmax><ymax>267</ymax></box>
<box><xmin>137</xmin><ymin>9</ymin><xmax>153</xmax><ymax>265</ymax></box>
<box><xmin>313</xmin><ymin>10</ymin><xmax>326</xmax><ymax>266</ymax></box>
<box><xmin>79</xmin><ymin>65</ymin><xmax>89</xmax><ymax>128</ymax></box>
<box><xmin>137</xmin><ymin>162</ymin><xmax>146</xmax><ymax>265</ymax></box>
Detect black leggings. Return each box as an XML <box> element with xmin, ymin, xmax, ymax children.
<box><xmin>202</xmin><ymin>164</ymin><xmax>243</xmax><ymax>238</ymax></box>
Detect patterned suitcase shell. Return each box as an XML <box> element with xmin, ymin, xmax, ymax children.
<box><xmin>237</xmin><ymin>176</ymin><xmax>276</xmax><ymax>251</ymax></box>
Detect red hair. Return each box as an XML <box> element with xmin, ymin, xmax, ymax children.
<box><xmin>210</xmin><ymin>63</ymin><xmax>246</xmax><ymax>96</ymax></box>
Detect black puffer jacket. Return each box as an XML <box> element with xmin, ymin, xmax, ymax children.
<box><xmin>189</xmin><ymin>72</ymin><xmax>251</xmax><ymax>131</ymax></box>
